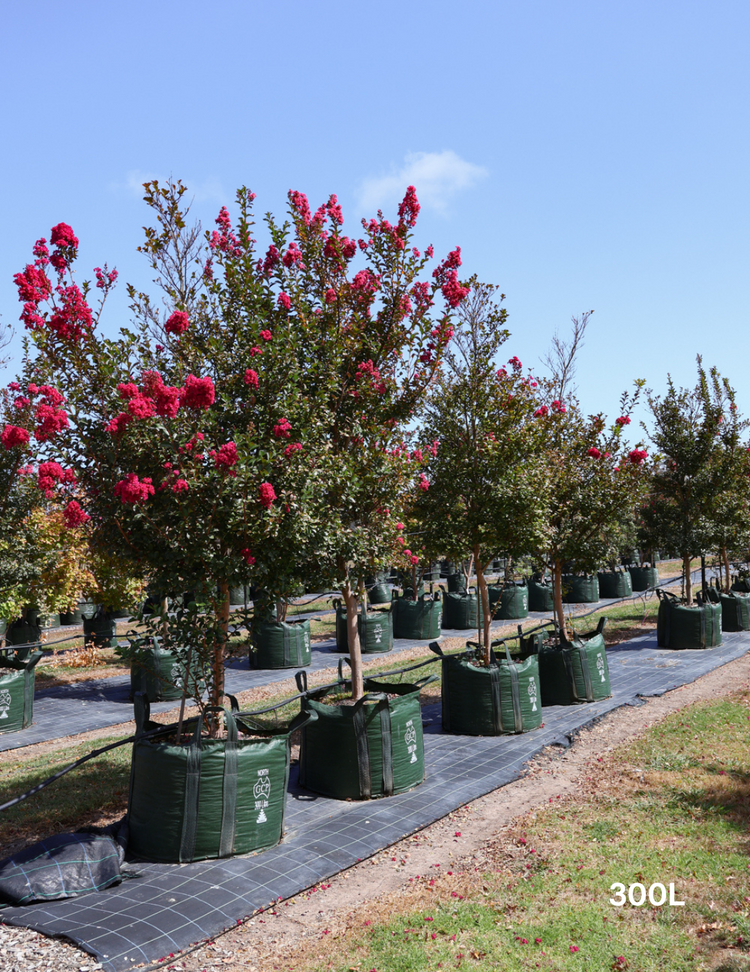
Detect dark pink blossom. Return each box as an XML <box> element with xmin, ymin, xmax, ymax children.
<box><xmin>106</xmin><ymin>412</ymin><xmax>133</xmax><ymax>436</ymax></box>
<box><xmin>551</xmin><ymin>400</ymin><xmax>567</xmax><ymax>414</ymax></box>
<box><xmin>628</xmin><ymin>448</ymin><xmax>648</xmax><ymax>465</ymax></box>
<box><xmin>325</xmin><ymin>288</ymin><xmax>337</xmax><ymax>304</ymax></box>
<box><xmin>63</xmin><ymin>500</ymin><xmax>89</xmax><ymax>528</ymax></box>
<box><xmin>128</xmin><ymin>395</ymin><xmax>156</xmax><ymax>420</ymax></box>
<box><xmin>1</xmin><ymin>425</ymin><xmax>30</xmax><ymax>449</ymax></box>
<box><xmin>114</xmin><ymin>473</ymin><xmax>155</xmax><ymax>504</ymax></box>
<box><xmin>165</xmin><ymin>311</ymin><xmax>189</xmax><ymax>336</ymax></box>
<box><xmin>289</xmin><ymin>190</ymin><xmax>312</xmax><ymax>226</ymax></box>
<box><xmin>397</xmin><ymin>185</ymin><xmax>420</xmax><ymax>229</ymax></box>
<box><xmin>213</xmin><ymin>441</ymin><xmax>238</xmax><ymax>470</ymax></box>
<box><xmin>14</xmin><ymin>396</ymin><xmax>30</xmax><ymax>409</ymax></box>
<box><xmin>34</xmin><ymin>403</ymin><xmax>68</xmax><ymax>442</ymax></box>
<box><xmin>259</xmin><ymin>481</ymin><xmax>276</xmax><ymax>509</ymax></box>
<box><xmin>284</xmin><ymin>442</ymin><xmax>302</xmax><ymax>457</ymax></box>
<box><xmin>419</xmin><ymin>473</ymin><xmax>430</xmax><ymax>491</ymax></box>
<box><xmin>273</xmin><ymin>417</ymin><xmax>292</xmax><ymax>438</ymax></box>
<box><xmin>508</xmin><ymin>356</ymin><xmax>522</xmax><ymax>371</ymax></box>
<box><xmin>244</xmin><ymin>368</ymin><xmax>259</xmax><ymax>388</ymax></box>
<box><xmin>534</xmin><ymin>405</ymin><xmax>549</xmax><ymax>418</ymax></box>
<box><xmin>277</xmin><ymin>291</ymin><xmax>291</xmax><ymax>311</ymax></box>
<box><xmin>587</xmin><ymin>447</ymin><xmax>602</xmax><ymax>458</ymax></box>
<box><xmin>171</xmin><ymin>479</ymin><xmax>189</xmax><ymax>493</ymax></box>
<box><xmin>250</xmin><ymin>346</ymin><xmax>262</xmax><ymax>357</ymax></box>
<box><xmin>37</xmin><ymin>461</ymin><xmax>65</xmax><ymax>496</ymax></box>
<box><xmin>241</xmin><ymin>548</ymin><xmax>256</xmax><ymax>566</ymax></box>
<box><xmin>260</xmin><ymin>329</ymin><xmax>273</xmax><ymax>341</ymax></box>
<box><xmin>14</xmin><ymin>264</ymin><xmax>51</xmax><ymax>304</ymax></box>
<box><xmin>282</xmin><ymin>242</ymin><xmax>303</xmax><ymax>268</ymax></box>
<box><xmin>616</xmin><ymin>415</ymin><xmax>631</xmax><ymax>426</ymax></box>
<box><xmin>50</xmin><ymin>223</ymin><xmax>79</xmax><ymax>250</ymax></box>
<box><xmin>180</xmin><ymin>375</ymin><xmax>215</xmax><ymax>410</ymax></box>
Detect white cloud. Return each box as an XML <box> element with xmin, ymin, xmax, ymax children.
<box><xmin>357</xmin><ymin>151</ymin><xmax>488</xmax><ymax>216</ymax></box>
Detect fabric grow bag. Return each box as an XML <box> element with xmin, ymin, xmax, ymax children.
<box><xmin>702</xmin><ymin>588</ymin><xmax>750</xmax><ymax>633</ymax></box>
<box><xmin>392</xmin><ymin>590</ymin><xmax>442</xmax><ymax>639</ymax></box>
<box><xmin>129</xmin><ymin>641</ymin><xmax>206</xmax><ymax>701</ymax></box>
<box><xmin>597</xmin><ymin>570</ymin><xmax>633</xmax><ymax>599</ymax></box>
<box><xmin>442</xmin><ymin>590</ymin><xmax>479</xmax><ymax>630</ymax></box>
<box><xmin>0</xmin><ymin>650</ymin><xmax>43</xmax><ymax>734</ymax></box>
<box><xmin>629</xmin><ymin>565</ymin><xmax>659</xmax><ymax>591</ymax></box>
<box><xmin>297</xmin><ymin>671</ymin><xmax>437</xmax><ymax>800</ymax></box>
<box><xmin>731</xmin><ymin>577</ymin><xmax>750</xmax><ymax>594</ymax></box>
<box><xmin>252</xmin><ymin>619</ymin><xmax>312</xmax><ymax>668</ymax></box>
<box><xmin>83</xmin><ymin>615</ymin><xmax>117</xmax><ymax>648</ymax></box>
<box><xmin>335</xmin><ymin>606</ymin><xmax>393</xmax><ymax>654</ymax></box>
<box><xmin>528</xmin><ymin>576</ymin><xmax>554</xmax><ymax>612</ymax></box>
<box><xmin>4</xmin><ymin>620</ymin><xmax>41</xmax><ymax>659</ymax></box>
<box><xmin>367</xmin><ymin>583</ymin><xmax>391</xmax><ymax>605</ymax></box>
<box><xmin>561</xmin><ymin>574</ymin><xmax>600</xmax><ymax>604</ymax></box>
<box><xmin>537</xmin><ymin>626</ymin><xmax>611</xmax><ymax>705</ymax></box>
<box><xmin>656</xmin><ymin>591</ymin><xmax>722</xmax><ymax>649</ymax></box>
<box><xmin>431</xmin><ymin>641</ymin><xmax>541</xmax><ymax>735</ymax></box>
<box><xmin>127</xmin><ymin>696</ymin><xmax>316</xmax><ymax>863</ymax></box>
<box><xmin>493</xmin><ymin>582</ymin><xmax>529</xmax><ymax>620</ymax></box>
<box><xmin>447</xmin><ymin>571</ymin><xmax>467</xmax><ymax>593</ymax></box>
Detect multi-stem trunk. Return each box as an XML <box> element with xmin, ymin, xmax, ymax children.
<box><xmin>475</xmin><ymin>548</ymin><xmax>492</xmax><ymax>665</ymax></box>
<box><xmin>342</xmin><ymin>579</ymin><xmax>364</xmax><ymax>700</ymax></box>
<box><xmin>682</xmin><ymin>553</ymin><xmax>693</xmax><ymax>604</ymax></box>
<box><xmin>552</xmin><ymin>558</ymin><xmax>569</xmax><ymax>641</ymax></box>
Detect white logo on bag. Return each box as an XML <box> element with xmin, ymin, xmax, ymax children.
<box><xmin>405</xmin><ymin>720</ymin><xmax>418</xmax><ymax>763</ymax></box>
<box><xmin>170</xmin><ymin>663</ymin><xmax>183</xmax><ymax>689</ymax></box>
<box><xmin>254</xmin><ymin>768</ymin><xmax>271</xmax><ymax>821</ymax></box>
<box><xmin>373</xmin><ymin>622</ymin><xmax>383</xmax><ymax>645</ymax></box>
<box><xmin>527</xmin><ymin>679</ymin><xmax>538</xmax><ymax>712</ymax></box>
<box><xmin>0</xmin><ymin>688</ymin><xmax>10</xmax><ymax>719</ymax></box>
<box><xmin>596</xmin><ymin>654</ymin><xmax>606</xmax><ymax>682</ymax></box>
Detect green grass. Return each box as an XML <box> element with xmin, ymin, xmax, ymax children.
<box><xmin>0</xmin><ymin>736</ymin><xmax>132</xmax><ymax>854</ymax></box>
<box><xmin>307</xmin><ymin>691</ymin><xmax>750</xmax><ymax>972</ymax></box>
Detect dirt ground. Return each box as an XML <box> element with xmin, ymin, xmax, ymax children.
<box><xmin>2</xmin><ymin>643</ymin><xmax>748</xmax><ymax>972</ymax></box>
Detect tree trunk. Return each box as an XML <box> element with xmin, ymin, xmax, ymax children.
<box><xmin>475</xmin><ymin>548</ymin><xmax>492</xmax><ymax>665</ymax></box>
<box><xmin>342</xmin><ymin>580</ymin><xmax>364</xmax><ymax>700</ymax></box>
<box><xmin>722</xmin><ymin>544</ymin><xmax>731</xmax><ymax>593</ymax></box>
<box><xmin>683</xmin><ymin>553</ymin><xmax>693</xmax><ymax>604</ymax></box>
<box><xmin>213</xmin><ymin>580</ymin><xmax>229</xmax><ymax>712</ymax></box>
<box><xmin>552</xmin><ymin>558</ymin><xmax>569</xmax><ymax>640</ymax></box>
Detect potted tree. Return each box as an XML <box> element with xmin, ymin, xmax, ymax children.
<box><xmin>413</xmin><ymin>281</ymin><xmax>550</xmax><ymax>735</ymax></box>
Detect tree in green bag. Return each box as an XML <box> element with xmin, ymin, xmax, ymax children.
<box><xmin>430</xmin><ymin>640</ymin><xmax>542</xmax><ymax>735</ymax></box>
<box><xmin>412</xmin><ymin>281</ymin><xmax>551</xmax><ymax>662</ymax></box>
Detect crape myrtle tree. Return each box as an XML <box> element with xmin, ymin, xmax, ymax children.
<box><xmin>412</xmin><ymin>281</ymin><xmax>551</xmax><ymax>661</ymax></box>
<box><xmin>14</xmin><ymin>192</ymin><xmax>312</xmax><ymax>724</ymax></box>
<box><xmin>642</xmin><ymin>358</ymin><xmax>750</xmax><ymax>601</ymax></box>
<box><xmin>533</xmin><ymin>384</ymin><xmax>651</xmax><ymax>639</ymax></box>
<box><xmin>15</xmin><ymin>181</ymin><xmax>465</xmax><ymax>706</ymax></box>
<box><xmin>257</xmin><ymin>185</ymin><xmax>466</xmax><ymax>699</ymax></box>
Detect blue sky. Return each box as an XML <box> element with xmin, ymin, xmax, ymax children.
<box><xmin>1</xmin><ymin>0</ymin><xmax>748</xmax><ymax>438</ymax></box>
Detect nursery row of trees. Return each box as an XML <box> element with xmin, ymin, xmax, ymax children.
<box><xmin>2</xmin><ymin>180</ymin><xmax>749</xmax><ymax>709</ymax></box>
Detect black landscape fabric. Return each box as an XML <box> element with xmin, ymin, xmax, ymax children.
<box><xmin>0</xmin><ymin>629</ymin><xmax>748</xmax><ymax>972</ymax></box>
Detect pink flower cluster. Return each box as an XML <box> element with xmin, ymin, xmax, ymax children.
<box><xmin>37</xmin><ymin>461</ymin><xmax>76</xmax><ymax>497</ymax></box>
<box><xmin>212</xmin><ymin>441</ymin><xmax>238</xmax><ymax>474</ymax></box>
<box><xmin>397</xmin><ymin>185</ymin><xmax>420</xmax><ymax>229</ymax></box>
<box><xmin>418</xmin><ymin>473</ymin><xmax>430</xmax><ymax>491</ymax></box>
<box><xmin>244</xmin><ymin>368</ymin><xmax>259</xmax><ymax>388</ymax></box>
<box><xmin>180</xmin><ymin>375</ymin><xmax>215</xmax><ymax>410</ymax></box>
<box><xmin>1</xmin><ymin>425</ymin><xmax>30</xmax><ymax>449</ymax></box>
<box><xmin>355</xmin><ymin>360</ymin><xmax>386</xmax><ymax>395</ymax></box>
<box><xmin>273</xmin><ymin>417</ymin><xmax>292</xmax><ymax>439</ymax></box>
<box><xmin>209</xmin><ymin>206</ymin><xmax>243</xmax><ymax>257</ymax></box>
<box><xmin>616</xmin><ymin>415</ymin><xmax>631</xmax><ymax>426</ymax></box>
<box><xmin>534</xmin><ymin>405</ymin><xmax>549</xmax><ymax>418</ymax></box>
<box><xmin>165</xmin><ymin>311</ymin><xmax>189</xmax><ymax>336</ymax></box>
<box><xmin>551</xmin><ymin>400</ymin><xmax>566</xmax><ymax>414</ymax></box>
<box><xmin>284</xmin><ymin>442</ymin><xmax>302</xmax><ymax>457</ymax></box>
<box><xmin>587</xmin><ymin>447</ymin><xmax>602</xmax><ymax>459</ymax></box>
<box><xmin>259</xmin><ymin>481</ymin><xmax>276</xmax><ymax>509</ymax></box>
<box><xmin>241</xmin><ymin>547</ymin><xmax>256</xmax><ymax>566</ymax></box>
<box><xmin>628</xmin><ymin>448</ymin><xmax>648</xmax><ymax>465</ymax></box>
<box><xmin>508</xmin><ymin>356</ymin><xmax>522</xmax><ymax>372</ymax></box>
<box><xmin>33</xmin><ymin>386</ymin><xmax>69</xmax><ymax>442</ymax></box>
<box><xmin>63</xmin><ymin>500</ymin><xmax>89</xmax><ymax>529</ymax></box>
<box><xmin>114</xmin><ymin>473</ymin><xmax>155</xmax><ymax>504</ymax></box>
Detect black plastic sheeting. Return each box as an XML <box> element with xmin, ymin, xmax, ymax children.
<box><xmin>1</xmin><ymin>628</ymin><xmax>748</xmax><ymax>971</ymax></box>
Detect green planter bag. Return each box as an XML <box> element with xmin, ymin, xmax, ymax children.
<box><xmin>493</xmin><ymin>582</ymin><xmax>529</xmax><ymax>620</ymax></box>
<box><xmin>597</xmin><ymin>570</ymin><xmax>633</xmax><ymax>599</ymax></box>
<box><xmin>537</xmin><ymin>624</ymin><xmax>611</xmax><ymax>705</ymax></box>
<box><xmin>129</xmin><ymin>640</ymin><xmax>206</xmax><ymax>701</ymax></box>
<box><xmin>447</xmin><ymin>572</ymin><xmax>467</xmax><ymax>593</ymax></box>
<box><xmin>442</xmin><ymin>591</ymin><xmax>479</xmax><ymax>630</ymax></box>
<box><xmin>731</xmin><ymin>577</ymin><xmax>750</xmax><ymax>594</ymax></box>
<box><xmin>656</xmin><ymin>591</ymin><xmax>722</xmax><ymax>649</ymax></box>
<box><xmin>0</xmin><ymin>650</ymin><xmax>43</xmax><ymax>734</ymax></box>
<box><xmin>392</xmin><ymin>590</ymin><xmax>442</xmax><ymax>639</ymax></box>
<box><xmin>629</xmin><ymin>565</ymin><xmax>659</xmax><ymax>591</ymax></box>
<box><xmin>127</xmin><ymin>695</ymin><xmax>317</xmax><ymax>863</ymax></box>
<box><xmin>701</xmin><ymin>587</ymin><xmax>750</xmax><ymax>633</ymax></box>
<box><xmin>431</xmin><ymin>641</ymin><xmax>541</xmax><ymax>735</ymax></box>
<box><xmin>297</xmin><ymin>670</ymin><xmax>437</xmax><ymax>800</ymax></box>
<box><xmin>367</xmin><ymin>583</ymin><xmax>391</xmax><ymax>605</ymax></box>
<box><xmin>4</xmin><ymin>621</ymin><xmax>42</xmax><ymax>659</ymax></box>
<box><xmin>252</xmin><ymin>619</ymin><xmax>312</xmax><ymax>669</ymax></box>
<box><xmin>83</xmin><ymin>616</ymin><xmax>117</xmax><ymax>648</ymax></box>
<box><xmin>528</xmin><ymin>575</ymin><xmax>554</xmax><ymax>612</ymax></box>
<box><xmin>561</xmin><ymin>574</ymin><xmax>600</xmax><ymax>604</ymax></box>
<box><xmin>335</xmin><ymin>605</ymin><xmax>393</xmax><ymax>654</ymax></box>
